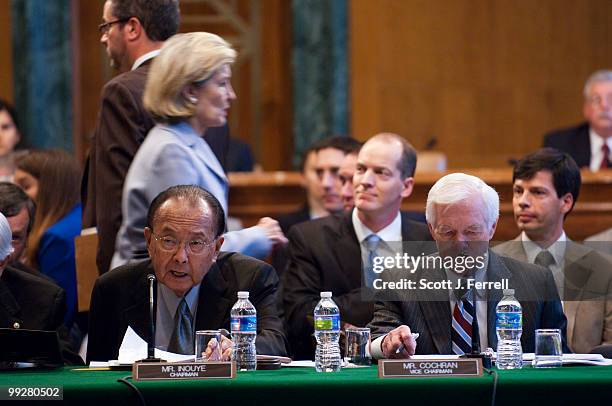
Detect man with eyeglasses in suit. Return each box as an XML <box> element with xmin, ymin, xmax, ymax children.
<box><xmin>87</xmin><ymin>185</ymin><xmax>288</xmax><ymax>362</ymax></box>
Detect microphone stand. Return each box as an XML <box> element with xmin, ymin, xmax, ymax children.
<box><xmin>137</xmin><ymin>274</ymin><xmax>164</xmax><ymax>363</ymax></box>
<box><xmin>460</xmin><ymin>292</ymin><xmax>492</xmax><ymax>368</ymax></box>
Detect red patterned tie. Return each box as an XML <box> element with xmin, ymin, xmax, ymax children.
<box><xmin>601</xmin><ymin>144</ymin><xmax>610</xmax><ymax>170</ymax></box>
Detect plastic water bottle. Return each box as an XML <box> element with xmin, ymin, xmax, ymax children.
<box><xmin>231</xmin><ymin>291</ymin><xmax>257</xmax><ymax>371</ymax></box>
<box><xmin>314</xmin><ymin>292</ymin><xmax>342</xmax><ymax>372</ymax></box>
<box><xmin>495</xmin><ymin>289</ymin><xmax>523</xmax><ymax>369</ymax></box>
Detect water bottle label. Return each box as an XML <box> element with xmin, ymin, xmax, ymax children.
<box><xmin>231</xmin><ymin>316</ymin><xmax>257</xmax><ymax>333</ymax></box>
<box><xmin>314</xmin><ymin>315</ymin><xmax>340</xmax><ymax>331</ymax></box>
<box><xmin>496</xmin><ymin>312</ymin><xmax>522</xmax><ymax>329</ymax></box>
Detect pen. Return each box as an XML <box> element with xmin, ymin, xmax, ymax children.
<box><xmin>395</xmin><ymin>332</ymin><xmax>419</xmax><ymax>354</ymax></box>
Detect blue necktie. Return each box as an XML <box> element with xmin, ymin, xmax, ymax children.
<box><xmin>167</xmin><ymin>298</ymin><xmax>194</xmax><ymax>355</ymax></box>
<box><xmin>363</xmin><ymin>234</ymin><xmax>381</xmax><ymax>288</ymax></box>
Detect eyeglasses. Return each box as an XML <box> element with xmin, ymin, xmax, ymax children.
<box><xmin>98</xmin><ymin>17</ymin><xmax>130</xmax><ymax>34</ymax></box>
<box><xmin>586</xmin><ymin>94</ymin><xmax>612</xmax><ymax>106</ymax></box>
<box><xmin>152</xmin><ymin>232</ymin><xmax>216</xmax><ymax>255</ymax></box>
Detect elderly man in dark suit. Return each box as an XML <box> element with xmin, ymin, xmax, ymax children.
<box><xmin>283</xmin><ymin>133</ymin><xmax>433</xmax><ymax>360</ymax></box>
<box><xmin>368</xmin><ymin>173</ymin><xmax>567</xmax><ymax>358</ymax></box>
<box><xmin>82</xmin><ymin>0</ymin><xmax>229</xmax><ymax>274</ymax></box>
<box><xmin>543</xmin><ymin>69</ymin><xmax>612</xmax><ymax>170</ymax></box>
<box><xmin>87</xmin><ymin>185</ymin><xmax>288</xmax><ymax>363</ymax></box>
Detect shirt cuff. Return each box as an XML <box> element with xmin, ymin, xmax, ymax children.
<box><xmin>371</xmin><ymin>334</ymin><xmax>387</xmax><ymax>359</ymax></box>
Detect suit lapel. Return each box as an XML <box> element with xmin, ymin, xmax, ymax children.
<box><xmin>562</xmin><ymin>241</ymin><xmax>594</xmax><ymax>350</ymax></box>
<box><xmin>331</xmin><ymin>213</ymin><xmax>363</xmax><ymax>288</ymax></box>
<box><xmin>0</xmin><ymin>279</ymin><xmax>21</xmax><ymax>327</ymax></box>
<box><xmin>173</xmin><ymin>122</ymin><xmax>228</xmax><ymax>184</ymax></box>
<box><xmin>124</xmin><ymin>267</ymin><xmax>152</xmax><ymax>343</ymax></box>
<box><xmin>573</xmin><ymin>124</ymin><xmax>592</xmax><ymax>168</ymax></box>
<box><xmin>417</xmin><ymin>264</ymin><xmax>452</xmax><ymax>354</ymax></box>
<box><xmin>195</xmin><ymin>262</ymin><xmax>233</xmax><ymax>331</ymax></box>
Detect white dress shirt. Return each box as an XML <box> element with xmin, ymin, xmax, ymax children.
<box><xmin>589</xmin><ymin>129</ymin><xmax>612</xmax><ymax>172</ymax></box>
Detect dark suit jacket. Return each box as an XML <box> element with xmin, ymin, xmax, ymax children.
<box><xmin>282</xmin><ymin>211</ymin><xmax>434</xmax><ymax>359</ymax></box>
<box><xmin>543</xmin><ymin>122</ymin><xmax>591</xmax><ymax>168</ymax></box>
<box><xmin>81</xmin><ymin>60</ymin><xmax>229</xmax><ymax>275</ymax></box>
<box><xmin>278</xmin><ymin>204</ymin><xmax>312</xmax><ymax>235</ymax></box>
<box><xmin>87</xmin><ymin>252</ymin><xmax>288</xmax><ymax>363</ymax></box>
<box><xmin>368</xmin><ymin>250</ymin><xmax>568</xmax><ymax>354</ymax></box>
<box><xmin>0</xmin><ymin>266</ymin><xmax>66</xmax><ymax>331</ymax></box>
<box><xmin>0</xmin><ymin>266</ymin><xmax>82</xmax><ymax>365</ymax></box>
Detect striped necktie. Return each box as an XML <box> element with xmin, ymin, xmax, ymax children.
<box><xmin>451</xmin><ymin>290</ymin><xmax>475</xmax><ymax>355</ymax></box>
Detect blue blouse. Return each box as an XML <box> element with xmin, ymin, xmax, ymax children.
<box><xmin>38</xmin><ymin>204</ymin><xmax>82</xmax><ymax>326</ymax></box>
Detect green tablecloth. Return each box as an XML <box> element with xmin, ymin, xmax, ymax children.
<box><xmin>0</xmin><ymin>364</ymin><xmax>610</xmax><ymax>405</ymax></box>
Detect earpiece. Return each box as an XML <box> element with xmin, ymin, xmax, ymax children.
<box><xmin>189</xmin><ymin>97</ymin><xmax>198</xmax><ymax>104</ymax></box>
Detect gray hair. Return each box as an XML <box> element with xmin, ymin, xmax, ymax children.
<box><xmin>425</xmin><ymin>173</ymin><xmax>499</xmax><ymax>229</ymax></box>
<box><xmin>584</xmin><ymin>70</ymin><xmax>612</xmax><ymax>98</ymax></box>
<box><xmin>0</xmin><ymin>212</ymin><xmax>13</xmax><ymax>260</ymax></box>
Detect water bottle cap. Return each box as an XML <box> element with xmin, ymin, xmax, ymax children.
<box><xmin>237</xmin><ymin>291</ymin><xmax>249</xmax><ymax>299</ymax></box>
<box><xmin>503</xmin><ymin>289</ymin><xmax>514</xmax><ymax>296</ymax></box>
<box><xmin>320</xmin><ymin>291</ymin><xmax>332</xmax><ymax>298</ymax></box>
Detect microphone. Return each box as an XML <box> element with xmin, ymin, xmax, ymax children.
<box><xmin>137</xmin><ymin>274</ymin><xmax>163</xmax><ymax>363</ymax></box>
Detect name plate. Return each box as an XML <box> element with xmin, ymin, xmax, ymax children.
<box><xmin>378</xmin><ymin>358</ymin><xmax>482</xmax><ymax>378</ymax></box>
<box><xmin>132</xmin><ymin>361</ymin><xmax>235</xmax><ymax>381</ymax></box>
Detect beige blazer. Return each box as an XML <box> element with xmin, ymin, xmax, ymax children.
<box><xmin>494</xmin><ymin>236</ymin><xmax>612</xmax><ymax>353</ymax></box>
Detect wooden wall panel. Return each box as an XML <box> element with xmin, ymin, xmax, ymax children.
<box><xmin>350</xmin><ymin>0</ymin><xmax>612</xmax><ymax>168</ymax></box>
<box><xmin>0</xmin><ymin>0</ymin><xmax>13</xmax><ymax>101</ymax></box>
<box><xmin>73</xmin><ymin>0</ymin><xmax>108</xmax><ymax>165</ymax></box>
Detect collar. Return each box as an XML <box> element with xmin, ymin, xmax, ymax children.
<box><xmin>521</xmin><ymin>230</ymin><xmax>566</xmax><ymax>265</ymax></box>
<box><xmin>351</xmin><ymin>209</ymin><xmax>402</xmax><ymax>243</ymax></box>
<box><xmin>158</xmin><ymin>282</ymin><xmax>201</xmax><ymax>319</ymax></box>
<box><xmin>132</xmin><ymin>49</ymin><xmax>160</xmax><ymax>71</ymax></box>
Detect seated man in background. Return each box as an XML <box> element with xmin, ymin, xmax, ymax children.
<box><xmin>273</xmin><ymin>136</ymin><xmax>361</xmax><ymax>277</ymax></box>
<box><xmin>338</xmin><ymin>146</ymin><xmax>360</xmax><ymax>211</ymax></box>
<box><xmin>283</xmin><ymin>133</ymin><xmax>433</xmax><ymax>359</ymax></box>
<box><xmin>494</xmin><ymin>148</ymin><xmax>612</xmax><ymax>353</ymax></box>
<box><xmin>87</xmin><ymin>185</ymin><xmax>288</xmax><ymax>362</ymax></box>
<box><xmin>278</xmin><ymin>136</ymin><xmax>362</xmax><ymax>234</ymax></box>
<box><xmin>0</xmin><ymin>182</ymin><xmax>39</xmax><ymax>276</ymax></box>
<box><xmin>543</xmin><ymin>69</ymin><xmax>612</xmax><ymax>170</ymax></box>
<box><xmin>369</xmin><ymin>173</ymin><xmax>567</xmax><ymax>358</ymax></box>
<box><xmin>0</xmin><ymin>212</ymin><xmax>81</xmax><ymax>364</ymax></box>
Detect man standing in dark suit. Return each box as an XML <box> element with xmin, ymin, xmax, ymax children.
<box><xmin>283</xmin><ymin>133</ymin><xmax>433</xmax><ymax>359</ymax></box>
<box><xmin>87</xmin><ymin>185</ymin><xmax>288</xmax><ymax>362</ymax></box>
<box><xmin>543</xmin><ymin>70</ymin><xmax>612</xmax><ymax>170</ymax></box>
<box><xmin>369</xmin><ymin>173</ymin><xmax>567</xmax><ymax>358</ymax></box>
<box><xmin>82</xmin><ymin>0</ymin><xmax>229</xmax><ymax>274</ymax></box>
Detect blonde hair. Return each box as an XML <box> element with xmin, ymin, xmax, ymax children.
<box><xmin>144</xmin><ymin>32</ymin><xmax>237</xmax><ymax>121</ymax></box>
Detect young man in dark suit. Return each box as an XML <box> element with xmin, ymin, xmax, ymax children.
<box><xmin>283</xmin><ymin>133</ymin><xmax>433</xmax><ymax>359</ymax></box>
<box><xmin>494</xmin><ymin>148</ymin><xmax>612</xmax><ymax>353</ymax></box>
